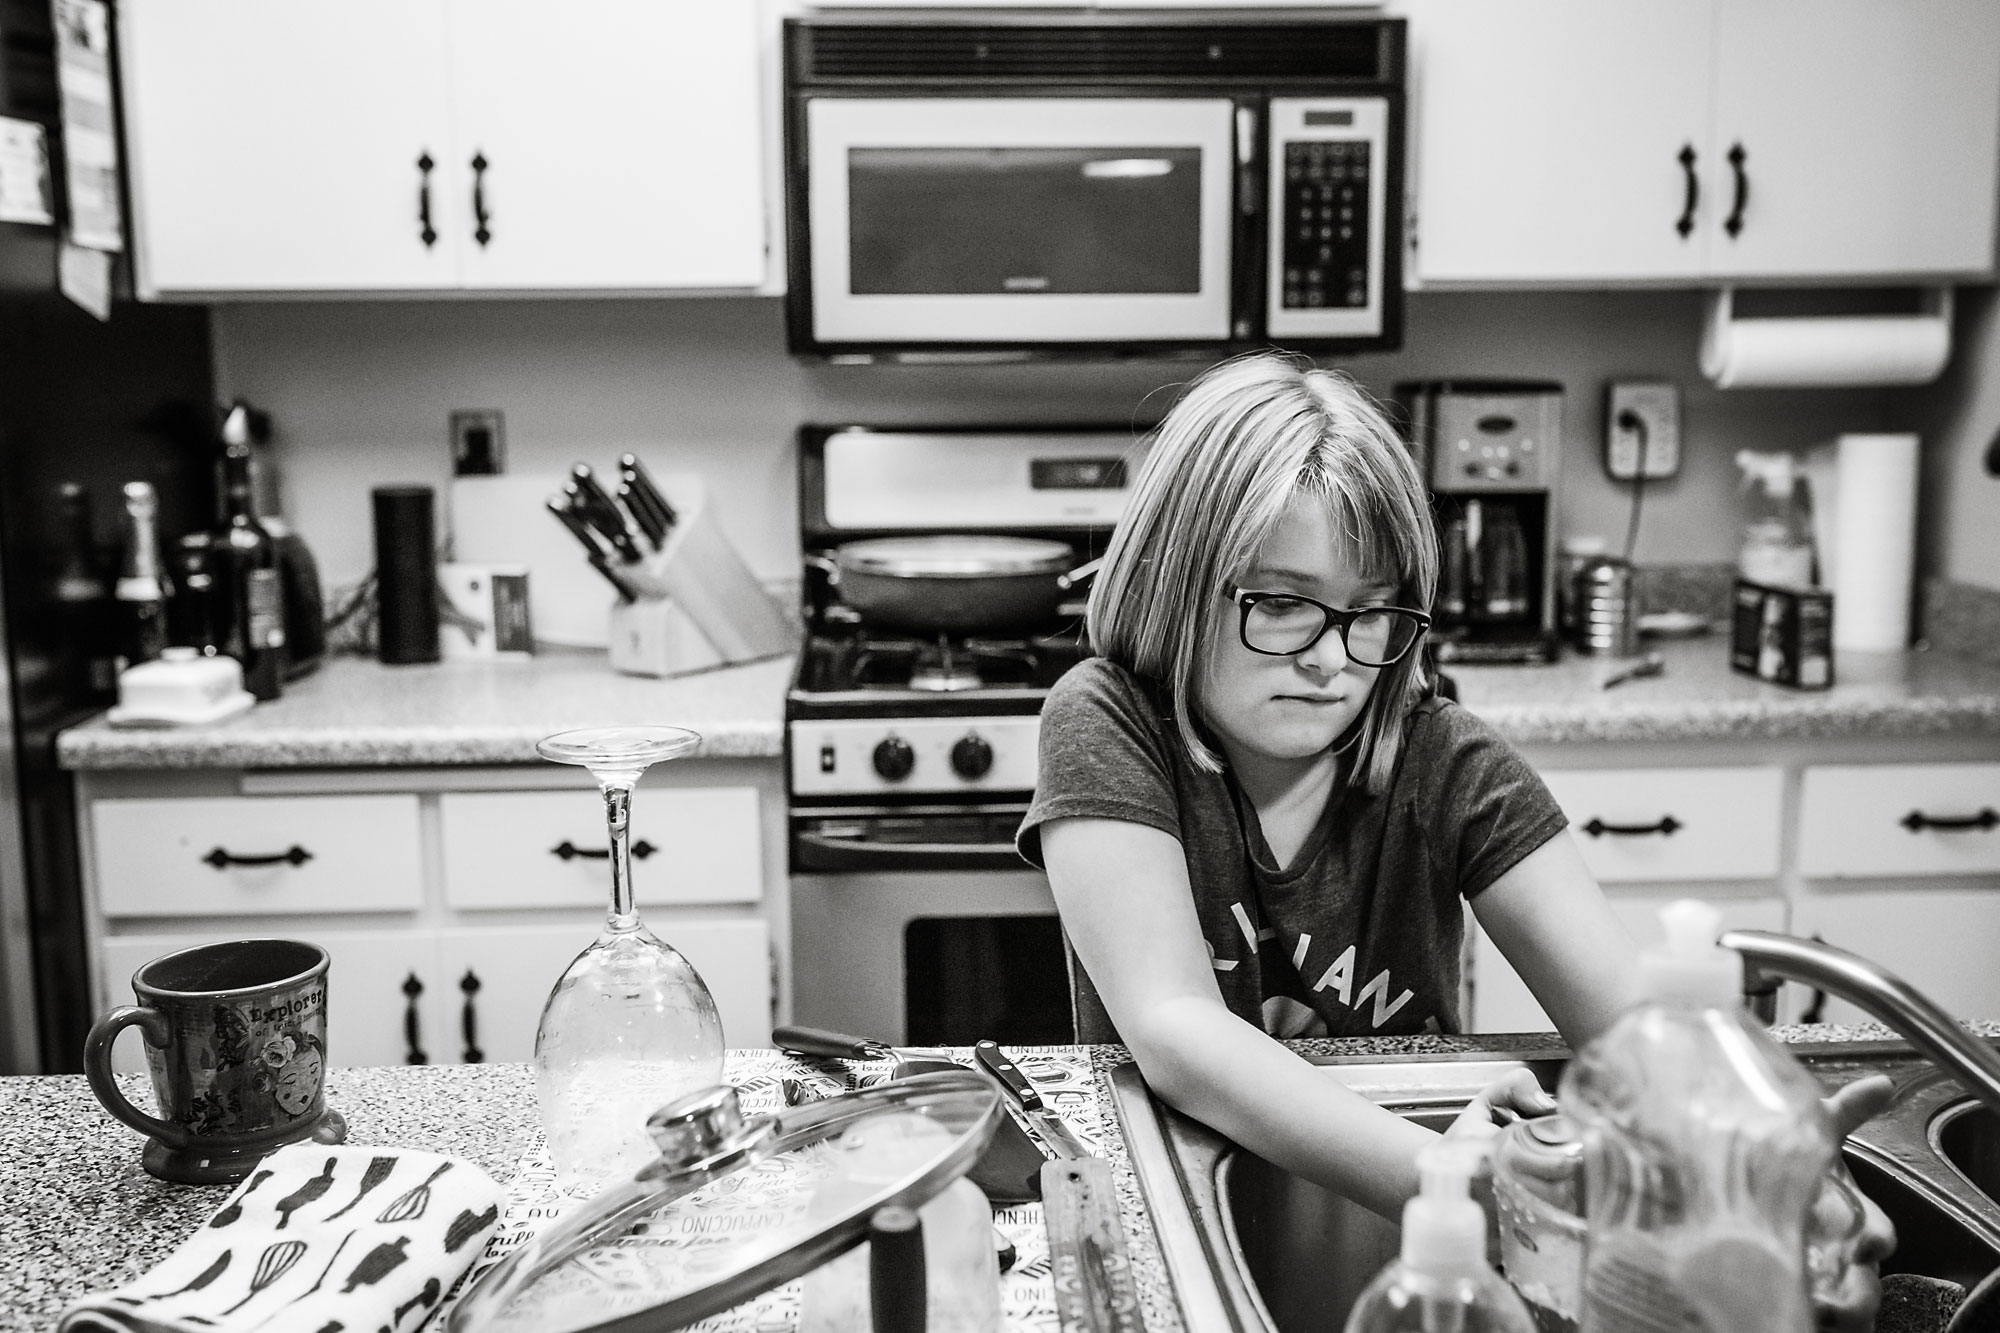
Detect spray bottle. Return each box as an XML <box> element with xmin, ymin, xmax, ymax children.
<box><xmin>1343</xmin><ymin>1139</ymin><xmax>1537</xmax><ymax>1333</ymax></box>
<box><xmin>1558</xmin><ymin>900</ymin><xmax>1837</xmax><ymax>1333</ymax></box>
<box><xmin>1733</xmin><ymin>451</ymin><xmax>1818</xmax><ymax>589</ymax></box>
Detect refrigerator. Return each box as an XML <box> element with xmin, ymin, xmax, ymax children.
<box><xmin>1</xmin><ymin>0</ymin><xmax>215</xmax><ymax>1072</ymax></box>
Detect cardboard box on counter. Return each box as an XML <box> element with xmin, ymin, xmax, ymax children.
<box><xmin>1731</xmin><ymin>577</ymin><xmax>1833</xmax><ymax>689</ymax></box>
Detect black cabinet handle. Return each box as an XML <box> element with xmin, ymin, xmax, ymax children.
<box><xmin>417</xmin><ymin>151</ymin><xmax>437</xmax><ymax>247</ymax></box>
<box><xmin>1582</xmin><ymin>815</ymin><xmax>1682</xmax><ymax>838</ymax></box>
<box><xmin>551</xmin><ymin>839</ymin><xmax>656</xmax><ymax>861</ymax></box>
<box><xmin>471</xmin><ymin>151</ymin><xmax>491</xmax><ymax>247</ymax></box>
<box><xmin>203</xmin><ymin>845</ymin><xmax>312</xmax><ymax>869</ymax></box>
<box><xmin>1674</xmin><ymin>143</ymin><xmax>1699</xmax><ymax>239</ymax></box>
<box><xmin>1901</xmin><ymin>807</ymin><xmax>1999</xmax><ymax>833</ymax></box>
<box><xmin>459</xmin><ymin>969</ymin><xmax>484</xmax><ymax>1064</ymax></box>
<box><xmin>402</xmin><ymin>973</ymin><xmax>427</xmax><ymax>1065</ymax></box>
<box><xmin>1724</xmin><ymin>142</ymin><xmax>1749</xmax><ymax>238</ymax></box>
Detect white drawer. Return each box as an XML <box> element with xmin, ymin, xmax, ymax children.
<box><xmin>439</xmin><ymin>787</ymin><xmax>761</xmax><ymax>910</ymax></box>
<box><xmin>1538</xmin><ymin>767</ymin><xmax>1783</xmax><ymax>883</ymax></box>
<box><xmin>93</xmin><ymin>794</ymin><xmax>422</xmax><ymax>918</ymax></box>
<box><xmin>1799</xmin><ymin>763</ymin><xmax>2000</xmax><ymax>878</ymax></box>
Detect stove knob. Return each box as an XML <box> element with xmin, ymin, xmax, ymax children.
<box><xmin>872</xmin><ymin>735</ymin><xmax>915</xmax><ymax>782</ymax></box>
<box><xmin>950</xmin><ymin>733</ymin><xmax>994</xmax><ymax>780</ymax></box>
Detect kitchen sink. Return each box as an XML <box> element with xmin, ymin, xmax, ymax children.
<box><xmin>1110</xmin><ymin>1044</ymin><xmax>2000</xmax><ymax>1333</ymax></box>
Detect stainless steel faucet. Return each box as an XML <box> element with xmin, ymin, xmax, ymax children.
<box><xmin>1720</xmin><ymin>929</ymin><xmax>2000</xmax><ymax>1119</ymax></box>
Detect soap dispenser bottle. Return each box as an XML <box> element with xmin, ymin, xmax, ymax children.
<box><xmin>1559</xmin><ymin>900</ymin><xmax>1837</xmax><ymax>1333</ymax></box>
<box><xmin>1343</xmin><ymin>1139</ymin><xmax>1537</xmax><ymax>1333</ymax></box>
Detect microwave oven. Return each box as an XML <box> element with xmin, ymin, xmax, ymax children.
<box><xmin>782</xmin><ymin>12</ymin><xmax>1406</xmax><ymax>362</ymax></box>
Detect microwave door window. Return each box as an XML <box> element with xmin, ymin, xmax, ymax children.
<box><xmin>846</xmin><ymin>146</ymin><xmax>1203</xmax><ymax>298</ymax></box>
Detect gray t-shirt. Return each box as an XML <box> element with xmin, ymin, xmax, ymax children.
<box><xmin>1018</xmin><ymin>658</ymin><xmax>1567</xmax><ymax>1040</ymax></box>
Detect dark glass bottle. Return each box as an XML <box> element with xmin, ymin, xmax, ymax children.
<box><xmin>51</xmin><ymin>482</ymin><xmax>120</xmax><ymax>700</ymax></box>
<box><xmin>216</xmin><ymin>435</ymin><xmax>288</xmax><ymax>700</ymax></box>
<box><xmin>167</xmin><ymin>532</ymin><xmax>223</xmax><ymax>655</ymax></box>
<box><xmin>115</xmin><ymin>480</ymin><xmax>172</xmax><ymax>670</ymax></box>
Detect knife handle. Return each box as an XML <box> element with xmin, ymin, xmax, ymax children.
<box><xmin>772</xmin><ymin>1024</ymin><xmax>891</xmax><ymax>1060</ymax></box>
<box><xmin>974</xmin><ymin>1040</ymin><xmax>1046</xmax><ymax>1113</ymax></box>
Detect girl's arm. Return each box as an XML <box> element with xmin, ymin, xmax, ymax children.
<box><xmin>1042</xmin><ymin>814</ymin><xmax>1441</xmax><ymax>1220</ymax></box>
<box><xmin>1468</xmin><ymin>832</ymin><xmax>1642</xmax><ymax>1049</ymax></box>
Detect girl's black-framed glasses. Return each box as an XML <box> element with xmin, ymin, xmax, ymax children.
<box><xmin>1229</xmin><ymin>589</ymin><xmax>1431</xmax><ymax>666</ymax></box>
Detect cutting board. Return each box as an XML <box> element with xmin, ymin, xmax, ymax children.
<box><xmin>451</xmin><ymin>475</ymin><xmax>612</xmax><ymax>648</ymax></box>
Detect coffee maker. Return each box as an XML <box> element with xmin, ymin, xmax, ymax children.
<box><xmin>1395</xmin><ymin>380</ymin><xmax>1562</xmax><ymax>663</ymax></box>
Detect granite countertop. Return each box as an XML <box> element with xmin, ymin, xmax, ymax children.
<box><xmin>56</xmin><ymin>650</ymin><xmax>795</xmax><ymax>770</ymax></box>
<box><xmin>53</xmin><ymin>635</ymin><xmax>2000</xmax><ymax>772</ymax></box>
<box><xmin>5</xmin><ymin>1025</ymin><xmax>1988</xmax><ymax>1332</ymax></box>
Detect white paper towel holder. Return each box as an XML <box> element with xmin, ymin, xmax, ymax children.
<box><xmin>1700</xmin><ymin>286</ymin><xmax>1954</xmax><ymax>389</ymax></box>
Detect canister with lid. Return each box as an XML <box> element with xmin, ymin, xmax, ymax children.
<box><xmin>1575</xmin><ymin>555</ymin><xmax>1638</xmax><ymax>657</ymax></box>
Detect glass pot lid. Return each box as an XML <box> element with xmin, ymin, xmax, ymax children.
<box><xmin>447</xmin><ymin>1069</ymin><xmax>1002</xmax><ymax>1333</ymax></box>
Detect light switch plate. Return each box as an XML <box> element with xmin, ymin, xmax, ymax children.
<box><xmin>1605</xmin><ymin>381</ymin><xmax>1680</xmax><ymax>481</ymax></box>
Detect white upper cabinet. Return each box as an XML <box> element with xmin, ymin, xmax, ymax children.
<box><xmin>1399</xmin><ymin>0</ymin><xmax>2000</xmax><ymax>284</ymax></box>
<box><xmin>1405</xmin><ymin>0</ymin><xmax>1716</xmax><ymax>283</ymax></box>
<box><xmin>445</xmin><ymin>0</ymin><xmax>766</xmax><ymax>291</ymax></box>
<box><xmin>120</xmin><ymin>0</ymin><xmax>767</xmax><ymax>297</ymax></box>
<box><xmin>1706</xmin><ymin>0</ymin><xmax>2000</xmax><ymax>280</ymax></box>
<box><xmin>122</xmin><ymin>0</ymin><xmax>461</xmax><ymax>293</ymax></box>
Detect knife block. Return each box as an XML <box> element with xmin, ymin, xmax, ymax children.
<box><xmin>609</xmin><ymin>474</ymin><xmax>796</xmax><ymax>675</ymax></box>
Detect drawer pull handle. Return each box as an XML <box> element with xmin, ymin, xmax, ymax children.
<box><xmin>402</xmin><ymin>973</ymin><xmax>427</xmax><ymax>1066</ymax></box>
<box><xmin>551</xmin><ymin>839</ymin><xmax>656</xmax><ymax>861</ymax></box>
<box><xmin>460</xmin><ymin>969</ymin><xmax>484</xmax><ymax>1064</ymax></box>
<box><xmin>1901</xmin><ymin>807</ymin><xmax>1999</xmax><ymax>833</ymax></box>
<box><xmin>1673</xmin><ymin>143</ymin><xmax>1698</xmax><ymax>239</ymax></box>
<box><xmin>203</xmin><ymin>845</ymin><xmax>313</xmax><ymax>869</ymax></box>
<box><xmin>1582</xmin><ymin>815</ymin><xmax>1682</xmax><ymax>838</ymax></box>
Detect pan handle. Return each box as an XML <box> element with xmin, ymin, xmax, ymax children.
<box><xmin>1056</xmin><ymin>557</ymin><xmax>1102</xmax><ymax>591</ymax></box>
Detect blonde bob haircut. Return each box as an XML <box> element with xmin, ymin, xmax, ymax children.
<box><xmin>1088</xmin><ymin>353</ymin><xmax>1439</xmax><ymax>795</ymax></box>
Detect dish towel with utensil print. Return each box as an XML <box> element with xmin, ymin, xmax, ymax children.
<box><xmin>59</xmin><ymin>1143</ymin><xmax>504</xmax><ymax>1333</ymax></box>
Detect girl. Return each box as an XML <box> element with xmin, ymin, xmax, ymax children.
<box><xmin>1017</xmin><ymin>354</ymin><xmax>1891</xmax><ymax>1325</ymax></box>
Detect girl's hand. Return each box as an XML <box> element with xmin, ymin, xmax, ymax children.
<box><xmin>1815</xmin><ymin>1074</ymin><xmax>1897</xmax><ymax>1333</ymax></box>
<box><xmin>1445</xmin><ymin>1067</ymin><xmax>1557</xmax><ymax>1146</ymax></box>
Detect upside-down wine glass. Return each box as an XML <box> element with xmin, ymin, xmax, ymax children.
<box><xmin>532</xmin><ymin>724</ymin><xmax>725</xmax><ymax>1180</ymax></box>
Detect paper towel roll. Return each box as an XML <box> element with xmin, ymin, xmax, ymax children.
<box><xmin>1811</xmin><ymin>433</ymin><xmax>1920</xmax><ymax>653</ymax></box>
<box><xmin>1701</xmin><ymin>288</ymin><xmax>1953</xmax><ymax>388</ymax></box>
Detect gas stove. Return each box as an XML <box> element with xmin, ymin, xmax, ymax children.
<box><xmin>786</xmin><ymin>427</ymin><xmax>1137</xmax><ymax>808</ymax></box>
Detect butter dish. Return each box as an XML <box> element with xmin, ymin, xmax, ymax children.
<box><xmin>108</xmin><ymin>649</ymin><xmax>256</xmax><ymax>728</ymax></box>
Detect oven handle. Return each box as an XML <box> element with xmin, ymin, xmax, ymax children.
<box><xmin>793</xmin><ymin>830</ymin><xmax>1029</xmax><ymax>874</ymax></box>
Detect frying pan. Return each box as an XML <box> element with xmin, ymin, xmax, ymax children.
<box><xmin>808</xmin><ymin>535</ymin><xmax>1077</xmax><ymax>634</ymax></box>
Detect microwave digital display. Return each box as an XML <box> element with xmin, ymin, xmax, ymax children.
<box><xmin>1031</xmin><ymin>458</ymin><xmax>1128</xmax><ymax>491</ymax></box>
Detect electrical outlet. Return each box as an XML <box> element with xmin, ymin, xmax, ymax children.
<box><xmin>1605</xmin><ymin>380</ymin><xmax>1680</xmax><ymax>481</ymax></box>
<box><xmin>450</xmin><ymin>409</ymin><xmax>505</xmax><ymax>476</ymax></box>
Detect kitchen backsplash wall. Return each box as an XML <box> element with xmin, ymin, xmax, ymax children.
<box><xmin>1907</xmin><ymin>284</ymin><xmax>2000</xmax><ymax>593</ymax></box>
<box><xmin>211</xmin><ymin>291</ymin><xmax>1904</xmax><ymax>596</ymax></box>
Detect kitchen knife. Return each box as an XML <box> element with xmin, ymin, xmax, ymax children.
<box><xmin>771</xmin><ymin>1023</ymin><xmax>896</xmax><ymax>1062</ymax></box>
<box><xmin>619</xmin><ymin>452</ymin><xmax>678</xmax><ymax>531</ymax></box>
<box><xmin>568</xmin><ymin>465</ymin><xmax>645</xmax><ymax>564</ymax></box>
<box><xmin>546</xmin><ymin>494</ymin><xmax>636</xmax><ymax>602</ymax></box>
<box><xmin>617</xmin><ymin>480</ymin><xmax>667</xmax><ymax>550</ymax></box>
<box><xmin>975</xmin><ymin>1040</ymin><xmax>1090</xmax><ymax>1161</ymax></box>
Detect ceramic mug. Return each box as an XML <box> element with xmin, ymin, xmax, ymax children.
<box><xmin>83</xmin><ymin>938</ymin><xmax>347</xmax><ymax>1184</ymax></box>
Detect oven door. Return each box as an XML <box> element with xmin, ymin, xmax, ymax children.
<box><xmin>801</xmin><ymin>97</ymin><xmax>1238</xmax><ymax>346</ymax></box>
<box><xmin>790</xmin><ymin>803</ymin><xmax>1072</xmax><ymax>1046</ymax></box>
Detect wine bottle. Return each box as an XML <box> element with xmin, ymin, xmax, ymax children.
<box><xmin>167</xmin><ymin>533</ymin><xmax>223</xmax><ymax>655</ymax></box>
<box><xmin>115</xmin><ymin>480</ymin><xmax>172</xmax><ymax>670</ymax></box>
<box><xmin>51</xmin><ymin>482</ymin><xmax>119</xmax><ymax>700</ymax></box>
<box><xmin>217</xmin><ymin>408</ymin><xmax>288</xmax><ymax>701</ymax></box>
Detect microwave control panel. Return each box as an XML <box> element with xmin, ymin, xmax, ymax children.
<box><xmin>1266</xmin><ymin>97</ymin><xmax>1389</xmax><ymax>341</ymax></box>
